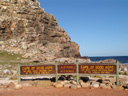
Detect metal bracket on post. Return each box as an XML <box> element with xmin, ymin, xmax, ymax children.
<box><xmin>55</xmin><ymin>62</ymin><xmax>58</xmax><ymax>82</ymax></box>
<box><xmin>76</xmin><ymin>61</ymin><xmax>79</xmax><ymax>84</ymax></box>
<box><xmin>18</xmin><ymin>64</ymin><xmax>21</xmax><ymax>84</ymax></box>
<box><xmin>116</xmin><ymin>61</ymin><xmax>119</xmax><ymax>85</ymax></box>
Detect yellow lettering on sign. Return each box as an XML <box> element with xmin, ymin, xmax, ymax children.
<box><xmin>81</xmin><ymin>65</ymin><xmax>88</xmax><ymax>69</ymax></box>
<box><xmin>90</xmin><ymin>66</ymin><xmax>94</xmax><ymax>69</ymax></box>
<box><xmin>31</xmin><ymin>67</ymin><xmax>35</xmax><ymax>70</ymax></box>
<box><xmin>22</xmin><ymin>67</ymin><xmax>30</xmax><ymax>71</ymax></box>
<box><xmin>105</xmin><ymin>66</ymin><xmax>113</xmax><ymax>69</ymax></box>
<box><xmin>95</xmin><ymin>66</ymin><xmax>104</xmax><ymax>69</ymax></box>
<box><xmin>45</xmin><ymin>66</ymin><xmax>53</xmax><ymax>70</ymax></box>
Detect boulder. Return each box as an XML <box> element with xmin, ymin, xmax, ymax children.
<box><xmin>124</xmin><ymin>67</ymin><xmax>128</xmax><ymax>71</ymax></box>
<box><xmin>76</xmin><ymin>84</ymin><xmax>81</xmax><ymax>88</ymax></box>
<box><xmin>102</xmin><ymin>59</ymin><xmax>119</xmax><ymax>64</ymax></box>
<box><xmin>0</xmin><ymin>85</ymin><xmax>7</xmax><ymax>89</ymax></box>
<box><xmin>91</xmin><ymin>81</ymin><xmax>99</xmax><ymax>88</ymax></box>
<box><xmin>36</xmin><ymin>81</ymin><xmax>52</xmax><ymax>87</ymax></box>
<box><xmin>59</xmin><ymin>81</ymin><xmax>66</xmax><ymax>85</ymax></box>
<box><xmin>91</xmin><ymin>83</ymin><xmax>99</xmax><ymax>88</ymax></box>
<box><xmin>54</xmin><ymin>83</ymin><xmax>63</xmax><ymax>88</ymax></box>
<box><xmin>100</xmin><ymin>83</ymin><xmax>107</xmax><ymax>88</ymax></box>
<box><xmin>81</xmin><ymin>82</ymin><xmax>90</xmax><ymax>88</ymax></box>
<box><xmin>79</xmin><ymin>80</ymin><xmax>84</xmax><ymax>84</ymax></box>
<box><xmin>3</xmin><ymin>69</ymin><xmax>12</xmax><ymax>75</ymax></box>
<box><xmin>70</xmin><ymin>84</ymin><xmax>77</xmax><ymax>89</ymax></box>
<box><xmin>7</xmin><ymin>82</ymin><xmax>15</xmax><ymax>89</ymax></box>
<box><xmin>102</xmin><ymin>79</ymin><xmax>110</xmax><ymax>84</ymax></box>
<box><xmin>10</xmin><ymin>75</ymin><xmax>17</xmax><ymax>80</ymax></box>
<box><xmin>112</xmin><ymin>85</ymin><xmax>124</xmax><ymax>90</ymax></box>
<box><xmin>63</xmin><ymin>84</ymin><xmax>72</xmax><ymax>88</ymax></box>
<box><xmin>126</xmin><ymin>84</ymin><xmax>128</xmax><ymax>89</ymax></box>
<box><xmin>104</xmin><ymin>85</ymin><xmax>112</xmax><ymax>89</ymax></box>
<box><xmin>15</xmin><ymin>84</ymin><xmax>22</xmax><ymax>90</ymax></box>
<box><xmin>70</xmin><ymin>80</ymin><xmax>77</xmax><ymax>85</ymax></box>
<box><xmin>107</xmin><ymin>82</ymin><xmax>113</xmax><ymax>86</ymax></box>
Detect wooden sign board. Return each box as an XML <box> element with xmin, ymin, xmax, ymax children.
<box><xmin>79</xmin><ymin>65</ymin><xmax>116</xmax><ymax>74</ymax></box>
<box><xmin>18</xmin><ymin>62</ymin><xmax>119</xmax><ymax>85</ymax></box>
<box><xmin>20</xmin><ymin>65</ymin><xmax>55</xmax><ymax>75</ymax></box>
<box><xmin>58</xmin><ymin>65</ymin><xmax>76</xmax><ymax>74</ymax></box>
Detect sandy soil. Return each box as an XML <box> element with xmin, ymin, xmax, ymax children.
<box><xmin>0</xmin><ymin>86</ymin><xmax>128</xmax><ymax>96</ymax></box>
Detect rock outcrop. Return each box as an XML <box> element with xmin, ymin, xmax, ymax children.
<box><xmin>0</xmin><ymin>0</ymin><xmax>80</xmax><ymax>62</ymax></box>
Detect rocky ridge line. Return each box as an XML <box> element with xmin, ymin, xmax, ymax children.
<box><xmin>0</xmin><ymin>0</ymin><xmax>80</xmax><ymax>62</ymax></box>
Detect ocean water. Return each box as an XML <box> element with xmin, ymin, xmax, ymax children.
<box><xmin>89</xmin><ymin>56</ymin><xmax>128</xmax><ymax>64</ymax></box>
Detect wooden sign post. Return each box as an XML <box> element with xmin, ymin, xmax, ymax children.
<box><xmin>116</xmin><ymin>61</ymin><xmax>119</xmax><ymax>85</ymax></box>
<box><xmin>76</xmin><ymin>61</ymin><xmax>79</xmax><ymax>83</ymax></box>
<box><xmin>18</xmin><ymin>64</ymin><xmax>21</xmax><ymax>84</ymax></box>
<box><xmin>55</xmin><ymin>62</ymin><xmax>58</xmax><ymax>82</ymax></box>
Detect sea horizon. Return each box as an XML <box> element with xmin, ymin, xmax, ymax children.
<box><xmin>88</xmin><ymin>55</ymin><xmax>128</xmax><ymax>57</ymax></box>
<box><xmin>88</xmin><ymin>56</ymin><xmax>128</xmax><ymax>64</ymax></box>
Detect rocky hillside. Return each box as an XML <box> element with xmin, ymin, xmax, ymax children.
<box><xmin>0</xmin><ymin>0</ymin><xmax>80</xmax><ymax>62</ymax></box>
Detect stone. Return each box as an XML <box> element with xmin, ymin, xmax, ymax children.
<box><xmin>100</xmin><ymin>83</ymin><xmax>106</xmax><ymax>88</ymax></box>
<box><xmin>104</xmin><ymin>85</ymin><xmax>112</xmax><ymax>89</ymax></box>
<box><xmin>102</xmin><ymin>59</ymin><xmax>117</xmax><ymax>63</ymax></box>
<box><xmin>15</xmin><ymin>84</ymin><xmax>22</xmax><ymax>90</ymax></box>
<box><xmin>102</xmin><ymin>80</ymin><xmax>110</xmax><ymax>84</ymax></box>
<box><xmin>70</xmin><ymin>84</ymin><xmax>77</xmax><ymax>89</ymax></box>
<box><xmin>112</xmin><ymin>85</ymin><xmax>124</xmax><ymax>90</ymax></box>
<box><xmin>120</xmin><ymin>78</ymin><xmax>128</xmax><ymax>87</ymax></box>
<box><xmin>21</xmin><ymin>42</ymin><xmax>28</xmax><ymax>49</ymax></box>
<box><xmin>36</xmin><ymin>81</ymin><xmax>52</xmax><ymax>87</ymax></box>
<box><xmin>124</xmin><ymin>67</ymin><xmax>128</xmax><ymax>71</ymax></box>
<box><xmin>76</xmin><ymin>84</ymin><xmax>81</xmax><ymax>88</ymax></box>
<box><xmin>54</xmin><ymin>83</ymin><xmax>63</xmax><ymax>88</ymax></box>
<box><xmin>10</xmin><ymin>75</ymin><xmax>17</xmax><ymax>80</ymax></box>
<box><xmin>70</xmin><ymin>80</ymin><xmax>77</xmax><ymax>85</ymax></box>
<box><xmin>3</xmin><ymin>69</ymin><xmax>12</xmax><ymax>75</ymax></box>
<box><xmin>0</xmin><ymin>83</ymin><xmax>3</xmax><ymax>86</ymax></box>
<box><xmin>0</xmin><ymin>88</ymin><xmax>4</xmax><ymax>91</ymax></box>
<box><xmin>126</xmin><ymin>84</ymin><xmax>128</xmax><ymax>89</ymax></box>
<box><xmin>64</xmin><ymin>80</ymin><xmax>70</xmax><ymax>84</ymax></box>
<box><xmin>0</xmin><ymin>85</ymin><xmax>7</xmax><ymax>89</ymax></box>
<box><xmin>91</xmin><ymin>81</ymin><xmax>99</xmax><ymax>84</ymax></box>
<box><xmin>79</xmin><ymin>80</ymin><xmax>83</xmax><ymax>84</ymax></box>
<box><xmin>59</xmin><ymin>81</ymin><xmax>66</xmax><ymax>85</ymax></box>
<box><xmin>21</xmin><ymin>83</ymin><xmax>32</xmax><ymax>87</ymax></box>
<box><xmin>123</xmin><ymin>83</ymin><xmax>128</xmax><ymax>89</ymax></box>
<box><xmin>91</xmin><ymin>83</ymin><xmax>99</xmax><ymax>88</ymax></box>
<box><xmin>52</xmin><ymin>83</ymin><xmax>56</xmax><ymax>86</ymax></box>
<box><xmin>107</xmin><ymin>82</ymin><xmax>113</xmax><ymax>87</ymax></box>
<box><xmin>81</xmin><ymin>82</ymin><xmax>90</xmax><ymax>88</ymax></box>
<box><xmin>124</xmin><ymin>89</ymin><xmax>128</xmax><ymax>91</ymax></box>
<box><xmin>63</xmin><ymin>84</ymin><xmax>72</xmax><ymax>88</ymax></box>
<box><xmin>7</xmin><ymin>82</ymin><xmax>15</xmax><ymax>89</ymax></box>
<box><xmin>86</xmin><ymin>59</ymin><xmax>92</xmax><ymax>63</ymax></box>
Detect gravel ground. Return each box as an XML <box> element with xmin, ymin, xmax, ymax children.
<box><xmin>0</xmin><ymin>86</ymin><xmax>128</xmax><ymax>96</ymax></box>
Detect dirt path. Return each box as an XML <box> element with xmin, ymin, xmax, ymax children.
<box><xmin>0</xmin><ymin>86</ymin><xmax>128</xmax><ymax>96</ymax></box>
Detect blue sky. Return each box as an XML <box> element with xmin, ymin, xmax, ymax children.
<box><xmin>38</xmin><ymin>0</ymin><xmax>128</xmax><ymax>56</ymax></box>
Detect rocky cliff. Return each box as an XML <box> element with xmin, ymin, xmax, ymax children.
<box><xmin>0</xmin><ymin>0</ymin><xmax>80</xmax><ymax>62</ymax></box>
